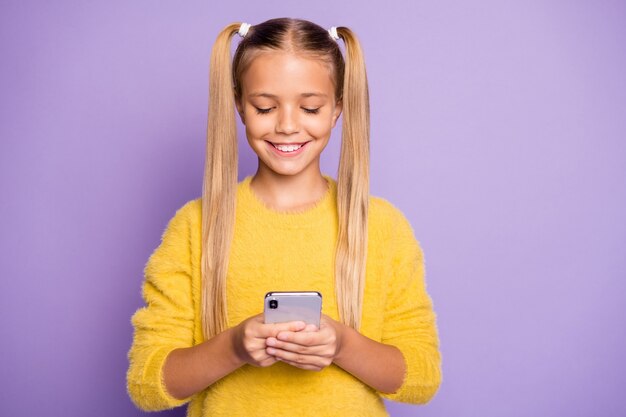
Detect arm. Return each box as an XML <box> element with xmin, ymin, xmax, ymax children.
<box><xmin>163</xmin><ymin>315</ymin><xmax>308</xmax><ymax>400</ymax></box>
<box><xmin>333</xmin><ymin>322</ymin><xmax>406</xmax><ymax>393</ymax></box>
<box><xmin>126</xmin><ymin>203</ymin><xmax>197</xmax><ymax>411</ymax></box>
<box><xmin>377</xmin><ymin>208</ymin><xmax>442</xmax><ymax>404</ymax></box>
<box><xmin>266</xmin><ymin>206</ymin><xmax>442</xmax><ymax>404</ymax></box>
<box><xmin>127</xmin><ymin>202</ymin><xmax>311</xmax><ymax>408</ymax></box>
<box><xmin>266</xmin><ymin>315</ymin><xmax>405</xmax><ymax>393</ymax></box>
<box><xmin>161</xmin><ymin>327</ymin><xmax>242</xmax><ymax>400</ymax></box>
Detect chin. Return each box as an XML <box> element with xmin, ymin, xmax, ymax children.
<box><xmin>268</xmin><ymin>167</ymin><xmax>306</xmax><ymax>177</ymax></box>
<box><xmin>260</xmin><ymin>160</ymin><xmax>312</xmax><ymax>178</ymax></box>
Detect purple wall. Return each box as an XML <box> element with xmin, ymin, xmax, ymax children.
<box><xmin>1</xmin><ymin>1</ymin><xmax>625</xmax><ymax>416</ymax></box>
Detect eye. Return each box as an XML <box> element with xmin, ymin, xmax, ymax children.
<box><xmin>254</xmin><ymin>107</ymin><xmax>272</xmax><ymax>115</ymax></box>
<box><xmin>302</xmin><ymin>107</ymin><xmax>321</xmax><ymax>115</ymax></box>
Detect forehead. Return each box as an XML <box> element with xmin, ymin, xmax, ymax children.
<box><xmin>240</xmin><ymin>51</ymin><xmax>335</xmax><ymax>97</ymax></box>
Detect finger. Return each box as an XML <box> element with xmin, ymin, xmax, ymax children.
<box><xmin>304</xmin><ymin>323</ymin><xmax>318</xmax><ymax>332</ymax></box>
<box><xmin>266</xmin><ymin>338</ymin><xmax>326</xmax><ymax>355</ymax></box>
<box><xmin>277</xmin><ymin>358</ymin><xmax>322</xmax><ymax>371</ymax></box>
<box><xmin>267</xmin><ymin>348</ymin><xmax>328</xmax><ymax>369</ymax></box>
<box><xmin>256</xmin><ymin>321</ymin><xmax>307</xmax><ymax>338</ymax></box>
<box><xmin>250</xmin><ymin>348</ymin><xmax>277</xmax><ymax>364</ymax></box>
<box><xmin>276</xmin><ymin>329</ymin><xmax>327</xmax><ymax>346</ymax></box>
<box><xmin>258</xmin><ymin>356</ymin><xmax>278</xmax><ymax>367</ymax></box>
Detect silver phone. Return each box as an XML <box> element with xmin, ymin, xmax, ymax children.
<box><xmin>263</xmin><ymin>291</ymin><xmax>322</xmax><ymax>328</ymax></box>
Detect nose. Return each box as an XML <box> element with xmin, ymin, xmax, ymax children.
<box><xmin>275</xmin><ymin>107</ymin><xmax>299</xmax><ymax>135</ymax></box>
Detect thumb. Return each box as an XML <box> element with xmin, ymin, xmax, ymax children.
<box><xmin>304</xmin><ymin>324</ymin><xmax>318</xmax><ymax>332</ymax></box>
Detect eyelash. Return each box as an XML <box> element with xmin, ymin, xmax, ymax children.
<box><xmin>254</xmin><ymin>107</ymin><xmax>320</xmax><ymax>115</ymax></box>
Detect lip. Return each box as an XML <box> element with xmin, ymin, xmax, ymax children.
<box><xmin>266</xmin><ymin>140</ymin><xmax>310</xmax><ymax>157</ymax></box>
<box><xmin>269</xmin><ymin>141</ymin><xmax>309</xmax><ymax>146</ymax></box>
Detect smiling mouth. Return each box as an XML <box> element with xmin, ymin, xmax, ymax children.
<box><xmin>267</xmin><ymin>141</ymin><xmax>310</xmax><ymax>153</ymax></box>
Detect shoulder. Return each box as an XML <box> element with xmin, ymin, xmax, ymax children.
<box><xmin>144</xmin><ymin>198</ymin><xmax>201</xmax><ymax>276</ymax></box>
<box><xmin>369</xmin><ymin>195</ymin><xmax>414</xmax><ymax>234</ymax></box>
<box><xmin>159</xmin><ymin>198</ymin><xmax>202</xmax><ymax>240</ymax></box>
<box><xmin>368</xmin><ymin>194</ymin><xmax>422</xmax><ymax>258</ymax></box>
<box><xmin>176</xmin><ymin>197</ymin><xmax>202</xmax><ymax>220</ymax></box>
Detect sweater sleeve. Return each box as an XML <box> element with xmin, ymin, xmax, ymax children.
<box><xmin>378</xmin><ymin>207</ymin><xmax>442</xmax><ymax>404</ymax></box>
<box><xmin>126</xmin><ymin>202</ymin><xmax>196</xmax><ymax>411</ymax></box>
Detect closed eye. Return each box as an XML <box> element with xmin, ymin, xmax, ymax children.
<box><xmin>255</xmin><ymin>107</ymin><xmax>272</xmax><ymax>115</ymax></box>
<box><xmin>303</xmin><ymin>107</ymin><xmax>321</xmax><ymax>114</ymax></box>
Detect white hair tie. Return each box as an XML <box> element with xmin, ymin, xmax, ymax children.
<box><xmin>328</xmin><ymin>26</ymin><xmax>339</xmax><ymax>41</ymax></box>
<box><xmin>238</xmin><ymin>22</ymin><xmax>251</xmax><ymax>38</ymax></box>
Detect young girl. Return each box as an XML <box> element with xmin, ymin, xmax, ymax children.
<box><xmin>127</xmin><ymin>18</ymin><xmax>442</xmax><ymax>416</ymax></box>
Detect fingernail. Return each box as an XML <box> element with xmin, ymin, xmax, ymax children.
<box><xmin>267</xmin><ymin>348</ymin><xmax>275</xmax><ymax>355</ymax></box>
<box><xmin>266</xmin><ymin>338</ymin><xmax>275</xmax><ymax>346</ymax></box>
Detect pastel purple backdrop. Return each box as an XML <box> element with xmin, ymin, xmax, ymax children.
<box><xmin>1</xmin><ymin>1</ymin><xmax>624</xmax><ymax>416</ymax></box>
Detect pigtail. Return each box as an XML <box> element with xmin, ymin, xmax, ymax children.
<box><xmin>201</xmin><ymin>23</ymin><xmax>241</xmax><ymax>339</ymax></box>
<box><xmin>334</xmin><ymin>27</ymin><xmax>370</xmax><ymax>330</ymax></box>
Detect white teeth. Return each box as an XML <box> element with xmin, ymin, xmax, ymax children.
<box><xmin>273</xmin><ymin>143</ymin><xmax>303</xmax><ymax>152</ymax></box>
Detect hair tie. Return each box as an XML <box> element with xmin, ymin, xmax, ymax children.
<box><xmin>328</xmin><ymin>26</ymin><xmax>340</xmax><ymax>41</ymax></box>
<box><xmin>238</xmin><ymin>22</ymin><xmax>251</xmax><ymax>38</ymax></box>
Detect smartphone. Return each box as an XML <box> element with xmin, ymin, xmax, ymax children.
<box><xmin>263</xmin><ymin>291</ymin><xmax>322</xmax><ymax>328</ymax></box>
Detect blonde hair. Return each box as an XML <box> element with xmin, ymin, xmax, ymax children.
<box><xmin>201</xmin><ymin>18</ymin><xmax>370</xmax><ymax>339</ymax></box>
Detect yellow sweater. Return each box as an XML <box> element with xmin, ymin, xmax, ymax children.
<box><xmin>127</xmin><ymin>175</ymin><xmax>442</xmax><ymax>416</ymax></box>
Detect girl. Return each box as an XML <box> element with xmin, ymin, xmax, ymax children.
<box><xmin>127</xmin><ymin>18</ymin><xmax>442</xmax><ymax>417</ymax></box>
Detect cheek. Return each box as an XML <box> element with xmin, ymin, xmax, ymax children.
<box><xmin>302</xmin><ymin>116</ymin><xmax>335</xmax><ymax>138</ymax></box>
<box><xmin>245</xmin><ymin>116</ymin><xmax>274</xmax><ymax>138</ymax></box>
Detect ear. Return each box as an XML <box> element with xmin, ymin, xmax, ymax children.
<box><xmin>331</xmin><ymin>99</ymin><xmax>343</xmax><ymax>128</ymax></box>
<box><xmin>235</xmin><ymin>95</ymin><xmax>246</xmax><ymax>125</ymax></box>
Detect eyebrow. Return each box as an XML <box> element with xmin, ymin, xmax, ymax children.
<box><xmin>248</xmin><ymin>92</ymin><xmax>328</xmax><ymax>98</ymax></box>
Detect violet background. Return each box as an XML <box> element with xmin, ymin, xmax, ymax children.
<box><xmin>1</xmin><ymin>1</ymin><xmax>625</xmax><ymax>416</ymax></box>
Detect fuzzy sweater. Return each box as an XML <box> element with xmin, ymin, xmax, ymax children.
<box><xmin>127</xmin><ymin>175</ymin><xmax>442</xmax><ymax>417</ymax></box>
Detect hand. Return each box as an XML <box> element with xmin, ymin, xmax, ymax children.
<box><xmin>231</xmin><ymin>313</ymin><xmax>306</xmax><ymax>367</ymax></box>
<box><xmin>264</xmin><ymin>314</ymin><xmax>346</xmax><ymax>371</ymax></box>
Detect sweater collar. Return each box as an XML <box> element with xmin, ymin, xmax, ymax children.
<box><xmin>237</xmin><ymin>175</ymin><xmax>338</xmax><ymax>229</ymax></box>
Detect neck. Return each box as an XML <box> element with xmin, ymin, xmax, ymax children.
<box><xmin>250</xmin><ymin>165</ymin><xmax>329</xmax><ymax>212</ymax></box>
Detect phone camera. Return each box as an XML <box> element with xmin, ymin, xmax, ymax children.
<box><xmin>269</xmin><ymin>299</ymin><xmax>278</xmax><ymax>309</ymax></box>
